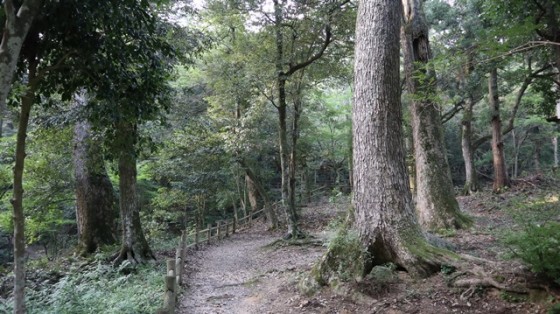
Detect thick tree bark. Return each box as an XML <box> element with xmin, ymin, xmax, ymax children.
<box><xmin>461</xmin><ymin>97</ymin><xmax>478</xmax><ymax>194</ymax></box>
<box><xmin>401</xmin><ymin>0</ymin><xmax>469</xmax><ymax>230</ymax></box>
<box><xmin>0</xmin><ymin>0</ymin><xmax>43</xmax><ymax>125</ymax></box>
<box><xmin>11</xmin><ymin>56</ymin><xmax>38</xmax><ymax>314</ymax></box>
<box><xmin>114</xmin><ymin>123</ymin><xmax>154</xmax><ymax>265</ymax></box>
<box><xmin>488</xmin><ymin>67</ymin><xmax>510</xmax><ymax>192</ymax></box>
<box><xmin>73</xmin><ymin>95</ymin><xmax>117</xmax><ymax>255</ymax></box>
<box><xmin>319</xmin><ymin>0</ymin><xmax>452</xmax><ymax>278</ymax></box>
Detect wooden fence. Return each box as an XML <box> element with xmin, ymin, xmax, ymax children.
<box><xmin>155</xmin><ymin>208</ymin><xmax>265</xmax><ymax>314</ymax></box>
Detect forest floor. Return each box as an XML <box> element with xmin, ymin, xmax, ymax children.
<box><xmin>179</xmin><ymin>179</ymin><xmax>560</xmax><ymax>314</ymax></box>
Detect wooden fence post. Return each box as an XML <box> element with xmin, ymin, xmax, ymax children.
<box><xmin>207</xmin><ymin>223</ymin><xmax>211</xmax><ymax>243</ymax></box>
<box><xmin>163</xmin><ymin>259</ymin><xmax>176</xmax><ymax>314</ymax></box>
<box><xmin>233</xmin><ymin>217</ymin><xmax>237</xmax><ymax>234</ymax></box>
<box><xmin>175</xmin><ymin>247</ymin><xmax>183</xmax><ymax>287</ymax></box>
<box><xmin>225</xmin><ymin>221</ymin><xmax>229</xmax><ymax>237</ymax></box>
<box><xmin>217</xmin><ymin>220</ymin><xmax>222</xmax><ymax>240</ymax></box>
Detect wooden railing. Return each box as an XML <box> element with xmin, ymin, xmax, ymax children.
<box><xmin>155</xmin><ymin>208</ymin><xmax>265</xmax><ymax>314</ymax></box>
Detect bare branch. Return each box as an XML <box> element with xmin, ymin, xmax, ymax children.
<box><xmin>441</xmin><ymin>99</ymin><xmax>464</xmax><ymax>124</ymax></box>
<box><xmin>284</xmin><ymin>25</ymin><xmax>332</xmax><ymax>77</ymax></box>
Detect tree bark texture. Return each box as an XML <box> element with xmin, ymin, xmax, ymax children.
<box><xmin>245</xmin><ymin>174</ymin><xmax>259</xmax><ymax>213</ymax></box>
<box><xmin>553</xmin><ymin>136</ymin><xmax>559</xmax><ymax>170</ymax></box>
<box><xmin>488</xmin><ymin>67</ymin><xmax>510</xmax><ymax>192</ymax></box>
<box><xmin>288</xmin><ymin>83</ymin><xmax>303</xmax><ymax>237</ymax></box>
<box><xmin>461</xmin><ymin>97</ymin><xmax>478</xmax><ymax>194</ymax></box>
<box><xmin>73</xmin><ymin>94</ymin><xmax>117</xmax><ymax>255</ymax></box>
<box><xmin>114</xmin><ymin>123</ymin><xmax>154</xmax><ymax>265</ymax></box>
<box><xmin>11</xmin><ymin>56</ymin><xmax>38</xmax><ymax>314</ymax></box>
<box><xmin>240</xmin><ymin>160</ymin><xmax>278</xmax><ymax>228</ymax></box>
<box><xmin>401</xmin><ymin>0</ymin><xmax>469</xmax><ymax>230</ymax></box>
<box><xmin>351</xmin><ymin>0</ymin><xmax>451</xmax><ymax>277</ymax></box>
<box><xmin>0</xmin><ymin>0</ymin><xmax>43</xmax><ymax>125</ymax></box>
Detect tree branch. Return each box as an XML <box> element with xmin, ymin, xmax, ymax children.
<box><xmin>4</xmin><ymin>0</ymin><xmax>16</xmax><ymax>25</ymax></box>
<box><xmin>283</xmin><ymin>25</ymin><xmax>332</xmax><ymax>77</ymax></box>
<box><xmin>472</xmin><ymin>64</ymin><xmax>549</xmax><ymax>150</ymax></box>
<box><xmin>31</xmin><ymin>51</ymin><xmax>74</xmax><ymax>85</ymax></box>
<box><xmin>441</xmin><ymin>99</ymin><xmax>464</xmax><ymax>124</ymax></box>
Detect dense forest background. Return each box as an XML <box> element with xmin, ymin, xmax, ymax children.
<box><xmin>0</xmin><ymin>0</ymin><xmax>559</xmax><ymax>312</ymax></box>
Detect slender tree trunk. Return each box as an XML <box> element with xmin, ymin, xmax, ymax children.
<box><xmin>73</xmin><ymin>94</ymin><xmax>117</xmax><ymax>255</ymax></box>
<box><xmin>11</xmin><ymin>56</ymin><xmax>38</xmax><ymax>314</ymax></box>
<box><xmin>0</xmin><ymin>0</ymin><xmax>43</xmax><ymax>127</ymax></box>
<box><xmin>316</xmin><ymin>0</ymin><xmax>453</xmax><ymax>281</ymax></box>
<box><xmin>553</xmin><ymin>136</ymin><xmax>558</xmax><ymax>171</ymax></box>
<box><xmin>114</xmin><ymin>123</ymin><xmax>154</xmax><ymax>265</ymax></box>
<box><xmin>273</xmin><ymin>0</ymin><xmax>298</xmax><ymax>237</ymax></box>
<box><xmin>511</xmin><ymin>129</ymin><xmax>518</xmax><ymax>179</ymax></box>
<box><xmin>401</xmin><ymin>0</ymin><xmax>469</xmax><ymax>230</ymax></box>
<box><xmin>239</xmin><ymin>160</ymin><xmax>278</xmax><ymax>228</ymax></box>
<box><xmin>532</xmin><ymin>127</ymin><xmax>542</xmax><ymax>175</ymax></box>
<box><xmin>488</xmin><ymin>67</ymin><xmax>510</xmax><ymax>192</ymax></box>
<box><xmin>245</xmin><ymin>174</ymin><xmax>259</xmax><ymax>213</ymax></box>
<box><xmin>461</xmin><ymin>97</ymin><xmax>478</xmax><ymax>194</ymax></box>
<box><xmin>287</xmin><ymin>85</ymin><xmax>303</xmax><ymax>237</ymax></box>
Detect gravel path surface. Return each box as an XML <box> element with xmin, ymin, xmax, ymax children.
<box><xmin>178</xmin><ymin>222</ymin><xmax>327</xmax><ymax>314</ymax></box>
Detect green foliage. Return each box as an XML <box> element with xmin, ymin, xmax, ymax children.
<box><xmin>0</xmin><ymin>261</ymin><xmax>165</xmax><ymax>314</ymax></box>
<box><xmin>500</xmin><ymin>291</ymin><xmax>528</xmax><ymax>303</ymax></box>
<box><xmin>548</xmin><ymin>303</ymin><xmax>560</xmax><ymax>314</ymax></box>
<box><xmin>22</xmin><ymin>127</ymin><xmax>75</xmax><ymax>256</ymax></box>
<box><xmin>502</xmin><ymin>196</ymin><xmax>560</xmax><ymax>281</ymax></box>
<box><xmin>503</xmin><ymin>221</ymin><xmax>560</xmax><ymax>281</ymax></box>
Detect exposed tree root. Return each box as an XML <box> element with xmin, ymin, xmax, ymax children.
<box><xmin>265</xmin><ymin>236</ymin><xmax>322</xmax><ymax>249</ymax></box>
<box><xmin>445</xmin><ymin>258</ymin><xmax>530</xmax><ymax>300</ymax></box>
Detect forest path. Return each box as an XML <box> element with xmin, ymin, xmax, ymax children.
<box><xmin>177</xmin><ymin>203</ymin><xmax>346</xmax><ymax>314</ymax></box>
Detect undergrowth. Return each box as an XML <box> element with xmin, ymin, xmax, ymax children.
<box><xmin>501</xmin><ymin>190</ymin><xmax>560</xmax><ymax>283</ymax></box>
<box><xmin>0</xmin><ymin>259</ymin><xmax>165</xmax><ymax>314</ymax></box>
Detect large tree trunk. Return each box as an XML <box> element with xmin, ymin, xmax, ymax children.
<box><xmin>113</xmin><ymin>123</ymin><xmax>154</xmax><ymax>265</ymax></box>
<box><xmin>11</xmin><ymin>56</ymin><xmax>38</xmax><ymax>314</ymax></box>
<box><xmin>73</xmin><ymin>95</ymin><xmax>117</xmax><ymax>255</ymax></box>
<box><xmin>461</xmin><ymin>97</ymin><xmax>478</xmax><ymax>194</ymax></box>
<box><xmin>488</xmin><ymin>67</ymin><xmax>510</xmax><ymax>192</ymax></box>
<box><xmin>0</xmin><ymin>0</ymin><xmax>43</xmax><ymax>127</ymax></box>
<box><xmin>315</xmin><ymin>0</ymin><xmax>452</xmax><ymax>279</ymax></box>
<box><xmin>401</xmin><ymin>0</ymin><xmax>469</xmax><ymax>230</ymax></box>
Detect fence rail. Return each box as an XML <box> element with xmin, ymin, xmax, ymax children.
<box><xmin>155</xmin><ymin>208</ymin><xmax>265</xmax><ymax>314</ymax></box>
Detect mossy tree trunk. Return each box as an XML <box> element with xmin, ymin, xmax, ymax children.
<box><xmin>73</xmin><ymin>94</ymin><xmax>117</xmax><ymax>255</ymax></box>
<box><xmin>114</xmin><ymin>122</ymin><xmax>154</xmax><ymax>265</ymax></box>
<box><xmin>316</xmin><ymin>0</ymin><xmax>454</xmax><ymax>279</ymax></box>
<box><xmin>401</xmin><ymin>0</ymin><xmax>470</xmax><ymax>231</ymax></box>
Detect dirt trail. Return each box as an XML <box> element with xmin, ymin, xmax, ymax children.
<box><xmin>177</xmin><ymin>208</ymin><xmax>336</xmax><ymax>314</ymax></box>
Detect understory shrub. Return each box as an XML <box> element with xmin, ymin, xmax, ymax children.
<box><xmin>503</xmin><ymin>221</ymin><xmax>560</xmax><ymax>282</ymax></box>
<box><xmin>0</xmin><ymin>261</ymin><xmax>165</xmax><ymax>314</ymax></box>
